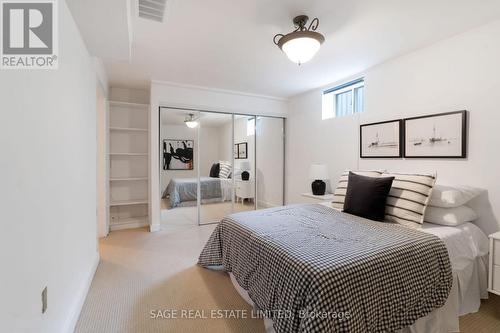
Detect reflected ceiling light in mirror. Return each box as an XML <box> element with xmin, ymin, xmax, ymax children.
<box><xmin>184</xmin><ymin>113</ymin><xmax>199</xmax><ymax>128</ymax></box>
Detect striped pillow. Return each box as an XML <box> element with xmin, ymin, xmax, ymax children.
<box><xmin>331</xmin><ymin>170</ymin><xmax>384</xmax><ymax>210</ymax></box>
<box><xmin>383</xmin><ymin>172</ymin><xmax>436</xmax><ymax>228</ymax></box>
<box><xmin>218</xmin><ymin>161</ymin><xmax>231</xmax><ymax>179</ymax></box>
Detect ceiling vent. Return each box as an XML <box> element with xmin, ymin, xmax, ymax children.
<box><xmin>138</xmin><ymin>0</ymin><xmax>167</xmax><ymax>22</ymax></box>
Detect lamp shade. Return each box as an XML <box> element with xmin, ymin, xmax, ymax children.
<box><xmin>281</xmin><ymin>34</ymin><xmax>322</xmax><ymax>64</ymax></box>
<box><xmin>239</xmin><ymin>161</ymin><xmax>251</xmax><ymax>171</ymax></box>
<box><xmin>309</xmin><ymin>164</ymin><xmax>328</xmax><ymax>180</ymax></box>
<box><xmin>184</xmin><ymin>113</ymin><xmax>199</xmax><ymax>128</ymax></box>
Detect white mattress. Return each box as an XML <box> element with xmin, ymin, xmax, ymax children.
<box><xmin>230</xmin><ymin>203</ymin><xmax>490</xmax><ymax>333</ymax></box>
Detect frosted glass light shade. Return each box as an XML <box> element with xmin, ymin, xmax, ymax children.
<box><xmin>276</xmin><ymin>30</ymin><xmax>325</xmax><ymax>65</ymax></box>
<box><xmin>309</xmin><ymin>164</ymin><xmax>328</xmax><ymax>180</ymax></box>
<box><xmin>185</xmin><ymin>121</ymin><xmax>198</xmax><ymax>128</ymax></box>
<box><xmin>282</xmin><ymin>37</ymin><xmax>321</xmax><ymax>64</ymax></box>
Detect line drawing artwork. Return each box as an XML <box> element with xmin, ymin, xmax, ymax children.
<box><xmin>408</xmin><ymin>124</ymin><xmax>457</xmax><ymax>147</ymax></box>
<box><xmin>404</xmin><ymin>111</ymin><xmax>466</xmax><ymax>158</ymax></box>
<box><xmin>360</xmin><ymin>120</ymin><xmax>401</xmax><ymax>158</ymax></box>
<box><xmin>368</xmin><ymin>132</ymin><xmax>398</xmax><ymax>149</ymax></box>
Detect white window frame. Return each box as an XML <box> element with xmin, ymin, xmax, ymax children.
<box><xmin>322</xmin><ymin>79</ymin><xmax>364</xmax><ymax>120</ymax></box>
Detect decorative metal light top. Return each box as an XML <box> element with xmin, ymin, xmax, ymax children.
<box><xmin>273</xmin><ymin>15</ymin><xmax>325</xmax><ymax>65</ymax></box>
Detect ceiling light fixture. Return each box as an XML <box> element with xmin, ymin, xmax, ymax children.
<box><xmin>184</xmin><ymin>113</ymin><xmax>199</xmax><ymax>128</ymax></box>
<box><xmin>273</xmin><ymin>15</ymin><xmax>325</xmax><ymax>65</ymax></box>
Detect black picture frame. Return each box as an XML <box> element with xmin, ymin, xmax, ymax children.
<box><xmin>234</xmin><ymin>142</ymin><xmax>248</xmax><ymax>159</ymax></box>
<box><xmin>403</xmin><ymin>110</ymin><xmax>467</xmax><ymax>158</ymax></box>
<box><xmin>163</xmin><ymin>139</ymin><xmax>194</xmax><ymax>170</ymax></box>
<box><xmin>360</xmin><ymin>119</ymin><xmax>403</xmax><ymax>158</ymax></box>
<box><xmin>233</xmin><ymin>144</ymin><xmax>239</xmax><ymax>159</ymax></box>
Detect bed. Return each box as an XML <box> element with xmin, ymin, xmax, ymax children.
<box><xmin>163</xmin><ymin>177</ymin><xmax>233</xmax><ymax>208</ymax></box>
<box><xmin>198</xmin><ymin>203</ymin><xmax>489</xmax><ymax>333</ymax></box>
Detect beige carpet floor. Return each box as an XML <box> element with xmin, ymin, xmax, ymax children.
<box><xmin>75</xmin><ymin>225</ymin><xmax>500</xmax><ymax>333</ymax></box>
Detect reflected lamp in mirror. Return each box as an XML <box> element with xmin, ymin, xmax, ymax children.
<box><xmin>309</xmin><ymin>164</ymin><xmax>328</xmax><ymax>195</ymax></box>
<box><xmin>240</xmin><ymin>161</ymin><xmax>251</xmax><ymax>181</ymax></box>
<box><xmin>184</xmin><ymin>113</ymin><xmax>199</xmax><ymax>128</ymax></box>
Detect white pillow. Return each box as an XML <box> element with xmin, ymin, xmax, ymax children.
<box><xmin>218</xmin><ymin>161</ymin><xmax>231</xmax><ymax>179</ymax></box>
<box><xmin>429</xmin><ymin>185</ymin><xmax>483</xmax><ymax>208</ymax></box>
<box><xmin>383</xmin><ymin>172</ymin><xmax>436</xmax><ymax>228</ymax></box>
<box><xmin>424</xmin><ymin>205</ymin><xmax>478</xmax><ymax>226</ymax></box>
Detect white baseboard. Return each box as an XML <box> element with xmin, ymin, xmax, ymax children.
<box><xmin>110</xmin><ymin>220</ymin><xmax>149</xmax><ymax>231</ymax></box>
<box><xmin>62</xmin><ymin>251</ymin><xmax>100</xmax><ymax>333</ymax></box>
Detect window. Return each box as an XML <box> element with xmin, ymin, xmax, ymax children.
<box><xmin>247</xmin><ymin>117</ymin><xmax>255</xmax><ymax>136</ymax></box>
<box><xmin>322</xmin><ymin>78</ymin><xmax>364</xmax><ymax>119</ymax></box>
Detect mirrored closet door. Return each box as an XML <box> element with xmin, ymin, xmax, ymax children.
<box><xmin>160</xmin><ymin>108</ymin><xmax>200</xmax><ymax>229</ymax></box>
<box><xmin>256</xmin><ymin>117</ymin><xmax>285</xmax><ymax>209</ymax></box>
<box><xmin>159</xmin><ymin>107</ymin><xmax>284</xmax><ymax>228</ymax></box>
<box><xmin>233</xmin><ymin>115</ymin><xmax>256</xmax><ymax>214</ymax></box>
<box><xmin>198</xmin><ymin>112</ymin><xmax>234</xmax><ymax>225</ymax></box>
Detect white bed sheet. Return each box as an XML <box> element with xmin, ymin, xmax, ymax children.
<box><xmin>229</xmin><ymin>203</ymin><xmax>490</xmax><ymax>333</ymax></box>
<box><xmin>399</xmin><ymin>221</ymin><xmax>489</xmax><ymax>333</ymax></box>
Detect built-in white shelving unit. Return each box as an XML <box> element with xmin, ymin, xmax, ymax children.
<box><xmin>108</xmin><ymin>100</ymin><xmax>149</xmax><ymax>231</ymax></box>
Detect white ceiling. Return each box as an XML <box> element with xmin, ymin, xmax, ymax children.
<box><xmin>70</xmin><ymin>0</ymin><xmax>500</xmax><ymax>98</ymax></box>
<box><xmin>66</xmin><ymin>0</ymin><xmax>132</xmax><ymax>62</ymax></box>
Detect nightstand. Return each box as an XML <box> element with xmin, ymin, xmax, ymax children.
<box><xmin>488</xmin><ymin>231</ymin><xmax>500</xmax><ymax>296</ymax></box>
<box><xmin>235</xmin><ymin>179</ymin><xmax>255</xmax><ymax>203</ymax></box>
<box><xmin>301</xmin><ymin>192</ymin><xmax>334</xmax><ymax>202</ymax></box>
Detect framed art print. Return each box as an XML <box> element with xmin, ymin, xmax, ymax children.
<box><xmin>237</xmin><ymin>142</ymin><xmax>248</xmax><ymax>159</ymax></box>
<box><xmin>234</xmin><ymin>142</ymin><xmax>247</xmax><ymax>159</ymax></box>
<box><xmin>360</xmin><ymin>119</ymin><xmax>403</xmax><ymax>158</ymax></box>
<box><xmin>163</xmin><ymin>139</ymin><xmax>194</xmax><ymax>170</ymax></box>
<box><xmin>404</xmin><ymin>111</ymin><xmax>467</xmax><ymax>158</ymax></box>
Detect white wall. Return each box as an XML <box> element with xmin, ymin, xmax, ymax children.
<box><xmin>0</xmin><ymin>2</ymin><xmax>99</xmax><ymax>332</ymax></box>
<box><xmin>150</xmin><ymin>81</ymin><xmax>288</xmax><ymax>231</ymax></box>
<box><xmin>110</xmin><ymin>86</ymin><xmax>150</xmax><ymax>104</ymax></box>
<box><xmin>94</xmin><ymin>58</ymin><xmax>109</xmax><ymax>238</ymax></box>
<box><xmin>286</xmin><ymin>20</ymin><xmax>500</xmax><ymax>234</ymax></box>
<box><xmin>96</xmin><ymin>82</ymin><xmax>108</xmax><ymax>238</ymax></box>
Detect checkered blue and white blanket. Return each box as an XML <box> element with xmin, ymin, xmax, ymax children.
<box><xmin>198</xmin><ymin>204</ymin><xmax>452</xmax><ymax>333</ymax></box>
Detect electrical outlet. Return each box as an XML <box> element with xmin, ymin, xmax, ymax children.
<box><xmin>42</xmin><ymin>287</ymin><xmax>47</xmax><ymax>314</ymax></box>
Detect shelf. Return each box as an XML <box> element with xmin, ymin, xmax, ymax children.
<box><xmin>110</xmin><ymin>127</ymin><xmax>148</xmax><ymax>132</ymax></box>
<box><xmin>109</xmin><ymin>153</ymin><xmax>148</xmax><ymax>157</ymax></box>
<box><xmin>110</xmin><ymin>199</ymin><xmax>149</xmax><ymax>207</ymax></box>
<box><xmin>110</xmin><ymin>216</ymin><xmax>149</xmax><ymax>231</ymax></box>
<box><xmin>110</xmin><ymin>177</ymin><xmax>148</xmax><ymax>181</ymax></box>
<box><xmin>109</xmin><ymin>101</ymin><xmax>149</xmax><ymax>108</ymax></box>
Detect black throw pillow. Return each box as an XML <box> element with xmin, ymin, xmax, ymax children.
<box><xmin>209</xmin><ymin>163</ymin><xmax>220</xmax><ymax>178</ymax></box>
<box><xmin>343</xmin><ymin>171</ymin><xmax>395</xmax><ymax>221</ymax></box>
